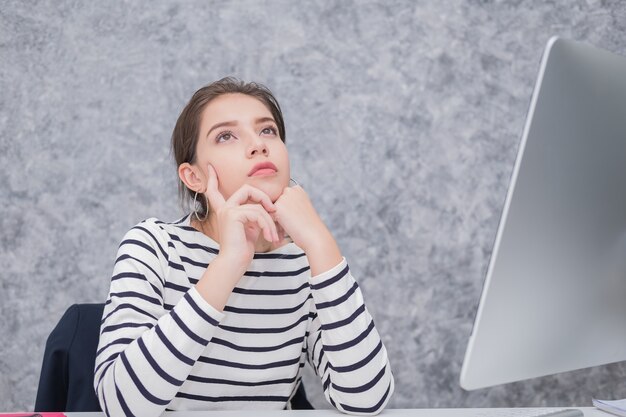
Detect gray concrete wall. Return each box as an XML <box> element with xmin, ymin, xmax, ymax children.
<box><xmin>1</xmin><ymin>0</ymin><xmax>625</xmax><ymax>411</ymax></box>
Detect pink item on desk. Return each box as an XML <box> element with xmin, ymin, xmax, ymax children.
<box><xmin>0</xmin><ymin>413</ymin><xmax>66</xmax><ymax>417</ymax></box>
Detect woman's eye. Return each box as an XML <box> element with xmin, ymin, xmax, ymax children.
<box><xmin>216</xmin><ymin>132</ymin><xmax>233</xmax><ymax>143</ymax></box>
<box><xmin>261</xmin><ymin>126</ymin><xmax>277</xmax><ymax>136</ymax></box>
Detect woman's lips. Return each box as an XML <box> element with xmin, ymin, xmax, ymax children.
<box><xmin>248</xmin><ymin>162</ymin><xmax>278</xmax><ymax>176</ymax></box>
<box><xmin>250</xmin><ymin>168</ymin><xmax>277</xmax><ymax>177</ymax></box>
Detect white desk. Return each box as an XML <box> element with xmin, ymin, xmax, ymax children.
<box><xmin>64</xmin><ymin>408</ymin><xmax>608</xmax><ymax>417</ymax></box>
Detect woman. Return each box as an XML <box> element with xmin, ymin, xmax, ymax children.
<box><xmin>94</xmin><ymin>77</ymin><xmax>394</xmax><ymax>416</ymax></box>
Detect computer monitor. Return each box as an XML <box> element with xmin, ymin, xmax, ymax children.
<box><xmin>460</xmin><ymin>37</ymin><xmax>626</xmax><ymax>390</ymax></box>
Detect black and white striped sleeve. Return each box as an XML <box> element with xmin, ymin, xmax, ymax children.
<box><xmin>94</xmin><ymin>223</ymin><xmax>225</xmax><ymax>417</ymax></box>
<box><xmin>306</xmin><ymin>258</ymin><xmax>394</xmax><ymax>415</ymax></box>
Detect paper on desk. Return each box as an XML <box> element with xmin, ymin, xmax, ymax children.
<box><xmin>593</xmin><ymin>398</ymin><xmax>626</xmax><ymax>417</ymax></box>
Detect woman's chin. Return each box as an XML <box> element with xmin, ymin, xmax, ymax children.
<box><xmin>247</xmin><ymin>180</ymin><xmax>286</xmax><ymax>203</ymax></box>
<box><xmin>268</xmin><ymin>186</ymin><xmax>286</xmax><ymax>203</ymax></box>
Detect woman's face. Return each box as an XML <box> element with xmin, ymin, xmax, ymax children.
<box><xmin>195</xmin><ymin>93</ymin><xmax>290</xmax><ymax>203</ymax></box>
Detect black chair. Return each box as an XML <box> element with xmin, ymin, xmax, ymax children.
<box><xmin>35</xmin><ymin>303</ymin><xmax>313</xmax><ymax>412</ymax></box>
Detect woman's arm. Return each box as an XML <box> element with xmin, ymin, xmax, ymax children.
<box><xmin>94</xmin><ymin>221</ymin><xmax>226</xmax><ymax>417</ymax></box>
<box><xmin>95</xmin><ymin>177</ymin><xmax>284</xmax><ymax>417</ymax></box>
<box><xmin>306</xmin><ymin>258</ymin><xmax>395</xmax><ymax>415</ymax></box>
<box><xmin>272</xmin><ymin>187</ymin><xmax>394</xmax><ymax>414</ymax></box>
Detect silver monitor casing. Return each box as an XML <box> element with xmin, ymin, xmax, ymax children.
<box><xmin>460</xmin><ymin>37</ymin><xmax>626</xmax><ymax>390</ymax></box>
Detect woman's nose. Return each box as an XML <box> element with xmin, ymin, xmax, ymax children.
<box><xmin>247</xmin><ymin>138</ymin><xmax>269</xmax><ymax>157</ymax></box>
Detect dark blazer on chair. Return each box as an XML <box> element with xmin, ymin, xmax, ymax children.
<box><xmin>35</xmin><ymin>303</ymin><xmax>104</xmax><ymax>412</ymax></box>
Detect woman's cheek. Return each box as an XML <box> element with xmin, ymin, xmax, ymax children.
<box><xmin>217</xmin><ymin>176</ymin><xmax>240</xmax><ymax>201</ymax></box>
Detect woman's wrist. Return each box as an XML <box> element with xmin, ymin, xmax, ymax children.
<box><xmin>215</xmin><ymin>251</ymin><xmax>252</xmax><ymax>275</ymax></box>
<box><xmin>196</xmin><ymin>254</ymin><xmax>246</xmax><ymax>312</ymax></box>
<box><xmin>297</xmin><ymin>219</ymin><xmax>331</xmax><ymax>253</ymax></box>
<box><xmin>303</xmin><ymin>229</ymin><xmax>343</xmax><ymax>277</ymax></box>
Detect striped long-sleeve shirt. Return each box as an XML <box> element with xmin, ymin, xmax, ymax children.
<box><xmin>94</xmin><ymin>215</ymin><xmax>394</xmax><ymax>416</ymax></box>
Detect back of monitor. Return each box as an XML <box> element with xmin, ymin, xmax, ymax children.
<box><xmin>460</xmin><ymin>37</ymin><xmax>626</xmax><ymax>390</ymax></box>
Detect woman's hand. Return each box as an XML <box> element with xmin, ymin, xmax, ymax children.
<box><xmin>273</xmin><ymin>185</ymin><xmax>343</xmax><ymax>275</ymax></box>
<box><xmin>204</xmin><ymin>164</ymin><xmax>279</xmax><ymax>271</ymax></box>
<box><xmin>272</xmin><ymin>186</ymin><xmax>325</xmax><ymax>252</ymax></box>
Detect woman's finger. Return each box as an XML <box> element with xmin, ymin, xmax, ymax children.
<box><xmin>234</xmin><ymin>207</ymin><xmax>278</xmax><ymax>242</ymax></box>
<box><xmin>226</xmin><ymin>184</ymin><xmax>276</xmax><ymax>214</ymax></box>
<box><xmin>204</xmin><ymin>164</ymin><xmax>227</xmax><ymax>212</ymax></box>
<box><xmin>275</xmin><ymin>222</ymin><xmax>285</xmax><ymax>243</ymax></box>
<box><xmin>245</xmin><ymin>204</ymin><xmax>279</xmax><ymax>242</ymax></box>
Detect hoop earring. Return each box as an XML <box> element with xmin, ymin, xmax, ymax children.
<box><xmin>193</xmin><ymin>192</ymin><xmax>209</xmax><ymax>222</ymax></box>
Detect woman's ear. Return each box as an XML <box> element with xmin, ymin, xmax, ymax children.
<box><xmin>178</xmin><ymin>163</ymin><xmax>205</xmax><ymax>193</ymax></box>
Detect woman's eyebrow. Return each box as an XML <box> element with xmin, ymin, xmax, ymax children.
<box><xmin>255</xmin><ymin>117</ymin><xmax>276</xmax><ymax>125</ymax></box>
<box><xmin>206</xmin><ymin>117</ymin><xmax>277</xmax><ymax>139</ymax></box>
<box><xmin>207</xmin><ymin>121</ymin><xmax>237</xmax><ymax>138</ymax></box>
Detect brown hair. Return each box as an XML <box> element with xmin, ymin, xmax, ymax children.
<box><xmin>171</xmin><ymin>77</ymin><xmax>286</xmax><ymax>217</ymax></box>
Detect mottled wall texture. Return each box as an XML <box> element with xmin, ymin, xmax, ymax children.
<box><xmin>2</xmin><ymin>0</ymin><xmax>626</xmax><ymax>411</ymax></box>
